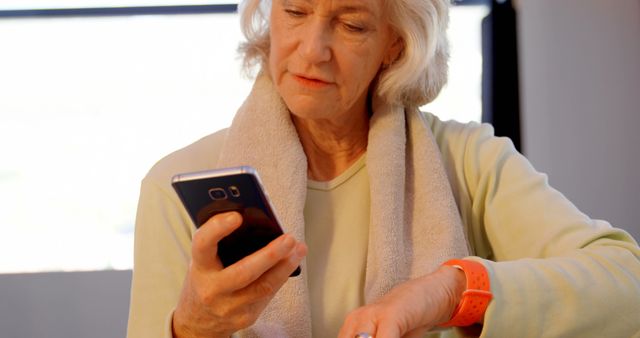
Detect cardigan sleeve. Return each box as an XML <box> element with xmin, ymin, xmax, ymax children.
<box><xmin>445</xmin><ymin>121</ymin><xmax>640</xmax><ymax>337</ymax></box>
<box><xmin>126</xmin><ymin>130</ymin><xmax>227</xmax><ymax>338</ymax></box>
<box><xmin>126</xmin><ymin>176</ymin><xmax>194</xmax><ymax>338</ymax></box>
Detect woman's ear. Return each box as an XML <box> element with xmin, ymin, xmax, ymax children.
<box><xmin>384</xmin><ymin>35</ymin><xmax>404</xmax><ymax>67</ymax></box>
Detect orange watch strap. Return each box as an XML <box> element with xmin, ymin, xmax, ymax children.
<box><xmin>439</xmin><ymin>259</ymin><xmax>492</xmax><ymax>327</ymax></box>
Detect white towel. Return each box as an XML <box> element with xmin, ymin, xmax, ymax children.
<box><xmin>217</xmin><ymin>73</ymin><xmax>469</xmax><ymax>337</ymax></box>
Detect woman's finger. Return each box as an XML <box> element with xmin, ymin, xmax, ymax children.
<box><xmin>234</xmin><ymin>242</ymin><xmax>307</xmax><ymax>302</ymax></box>
<box><xmin>338</xmin><ymin>309</ymin><xmax>378</xmax><ymax>338</ymax></box>
<box><xmin>191</xmin><ymin>211</ymin><xmax>243</xmax><ymax>271</ymax></box>
<box><xmin>220</xmin><ymin>234</ymin><xmax>301</xmax><ymax>290</ymax></box>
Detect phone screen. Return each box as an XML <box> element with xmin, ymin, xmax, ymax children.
<box><xmin>172</xmin><ymin>166</ymin><xmax>300</xmax><ymax>276</ymax></box>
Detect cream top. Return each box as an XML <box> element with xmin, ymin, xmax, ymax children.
<box><xmin>126</xmin><ymin>113</ymin><xmax>640</xmax><ymax>338</ymax></box>
<box><xmin>304</xmin><ymin>155</ymin><xmax>369</xmax><ymax>338</ymax></box>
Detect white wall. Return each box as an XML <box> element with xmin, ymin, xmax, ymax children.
<box><xmin>518</xmin><ymin>0</ymin><xmax>640</xmax><ymax>240</ymax></box>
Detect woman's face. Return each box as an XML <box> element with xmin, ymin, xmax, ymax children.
<box><xmin>269</xmin><ymin>0</ymin><xmax>401</xmax><ymax>121</ymax></box>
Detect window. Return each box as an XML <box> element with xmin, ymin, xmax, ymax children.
<box><xmin>0</xmin><ymin>2</ymin><xmax>488</xmax><ymax>273</ymax></box>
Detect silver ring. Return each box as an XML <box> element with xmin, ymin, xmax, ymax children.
<box><xmin>355</xmin><ymin>333</ymin><xmax>373</xmax><ymax>338</ymax></box>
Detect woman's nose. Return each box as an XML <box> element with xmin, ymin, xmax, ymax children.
<box><xmin>297</xmin><ymin>20</ymin><xmax>332</xmax><ymax>64</ymax></box>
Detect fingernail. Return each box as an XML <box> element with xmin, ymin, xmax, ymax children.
<box><xmin>289</xmin><ymin>244</ymin><xmax>306</xmax><ymax>263</ymax></box>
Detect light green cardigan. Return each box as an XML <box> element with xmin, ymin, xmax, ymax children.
<box><xmin>127</xmin><ymin>113</ymin><xmax>640</xmax><ymax>338</ymax></box>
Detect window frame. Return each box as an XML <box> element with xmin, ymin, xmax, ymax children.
<box><xmin>0</xmin><ymin>4</ymin><xmax>237</xmax><ymax>17</ymax></box>
<box><xmin>0</xmin><ymin>1</ymin><xmax>488</xmax><ymax>18</ymax></box>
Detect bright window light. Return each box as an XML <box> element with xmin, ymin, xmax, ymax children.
<box><xmin>422</xmin><ymin>5</ymin><xmax>488</xmax><ymax>123</ymax></box>
<box><xmin>0</xmin><ymin>5</ymin><xmax>487</xmax><ymax>273</ymax></box>
<box><xmin>0</xmin><ymin>1</ymin><xmax>239</xmax><ymax>10</ymax></box>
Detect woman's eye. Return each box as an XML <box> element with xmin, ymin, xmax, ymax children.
<box><xmin>343</xmin><ymin>23</ymin><xmax>365</xmax><ymax>33</ymax></box>
<box><xmin>284</xmin><ymin>9</ymin><xmax>306</xmax><ymax>18</ymax></box>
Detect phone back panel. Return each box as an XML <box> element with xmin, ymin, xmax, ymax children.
<box><xmin>172</xmin><ymin>168</ymin><xmax>285</xmax><ymax>269</ymax></box>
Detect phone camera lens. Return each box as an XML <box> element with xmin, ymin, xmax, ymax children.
<box><xmin>229</xmin><ymin>186</ymin><xmax>241</xmax><ymax>198</ymax></box>
<box><xmin>208</xmin><ymin>188</ymin><xmax>227</xmax><ymax>200</ymax></box>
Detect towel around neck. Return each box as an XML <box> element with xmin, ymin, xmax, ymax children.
<box><xmin>217</xmin><ymin>73</ymin><xmax>469</xmax><ymax>337</ymax></box>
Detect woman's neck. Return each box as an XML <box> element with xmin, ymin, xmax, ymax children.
<box><xmin>292</xmin><ymin>113</ymin><xmax>369</xmax><ymax>181</ymax></box>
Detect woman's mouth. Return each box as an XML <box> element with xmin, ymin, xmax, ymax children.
<box><xmin>292</xmin><ymin>74</ymin><xmax>331</xmax><ymax>89</ymax></box>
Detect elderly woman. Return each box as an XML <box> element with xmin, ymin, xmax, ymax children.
<box><xmin>127</xmin><ymin>0</ymin><xmax>640</xmax><ymax>337</ymax></box>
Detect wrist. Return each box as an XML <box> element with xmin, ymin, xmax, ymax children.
<box><xmin>172</xmin><ymin>310</ymin><xmax>230</xmax><ymax>338</ymax></box>
<box><xmin>438</xmin><ymin>259</ymin><xmax>492</xmax><ymax>327</ymax></box>
<box><xmin>435</xmin><ymin>265</ymin><xmax>467</xmax><ymax>324</ymax></box>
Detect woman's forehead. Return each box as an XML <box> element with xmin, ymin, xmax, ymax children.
<box><xmin>280</xmin><ymin>0</ymin><xmax>384</xmax><ymax>16</ymax></box>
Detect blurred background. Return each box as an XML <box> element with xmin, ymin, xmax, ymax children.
<box><xmin>0</xmin><ymin>0</ymin><xmax>485</xmax><ymax>275</ymax></box>
<box><xmin>0</xmin><ymin>0</ymin><xmax>638</xmax><ymax>337</ymax></box>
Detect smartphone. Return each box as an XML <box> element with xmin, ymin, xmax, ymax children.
<box><xmin>171</xmin><ymin>166</ymin><xmax>300</xmax><ymax>276</ymax></box>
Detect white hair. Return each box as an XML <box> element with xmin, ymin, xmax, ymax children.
<box><xmin>238</xmin><ymin>0</ymin><xmax>450</xmax><ymax>108</ymax></box>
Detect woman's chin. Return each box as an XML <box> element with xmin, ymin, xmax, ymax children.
<box><xmin>284</xmin><ymin>99</ymin><xmax>337</xmax><ymax>121</ymax></box>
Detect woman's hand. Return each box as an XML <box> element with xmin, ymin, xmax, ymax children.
<box><xmin>172</xmin><ymin>211</ymin><xmax>307</xmax><ymax>338</ymax></box>
<box><xmin>338</xmin><ymin>265</ymin><xmax>466</xmax><ymax>338</ymax></box>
